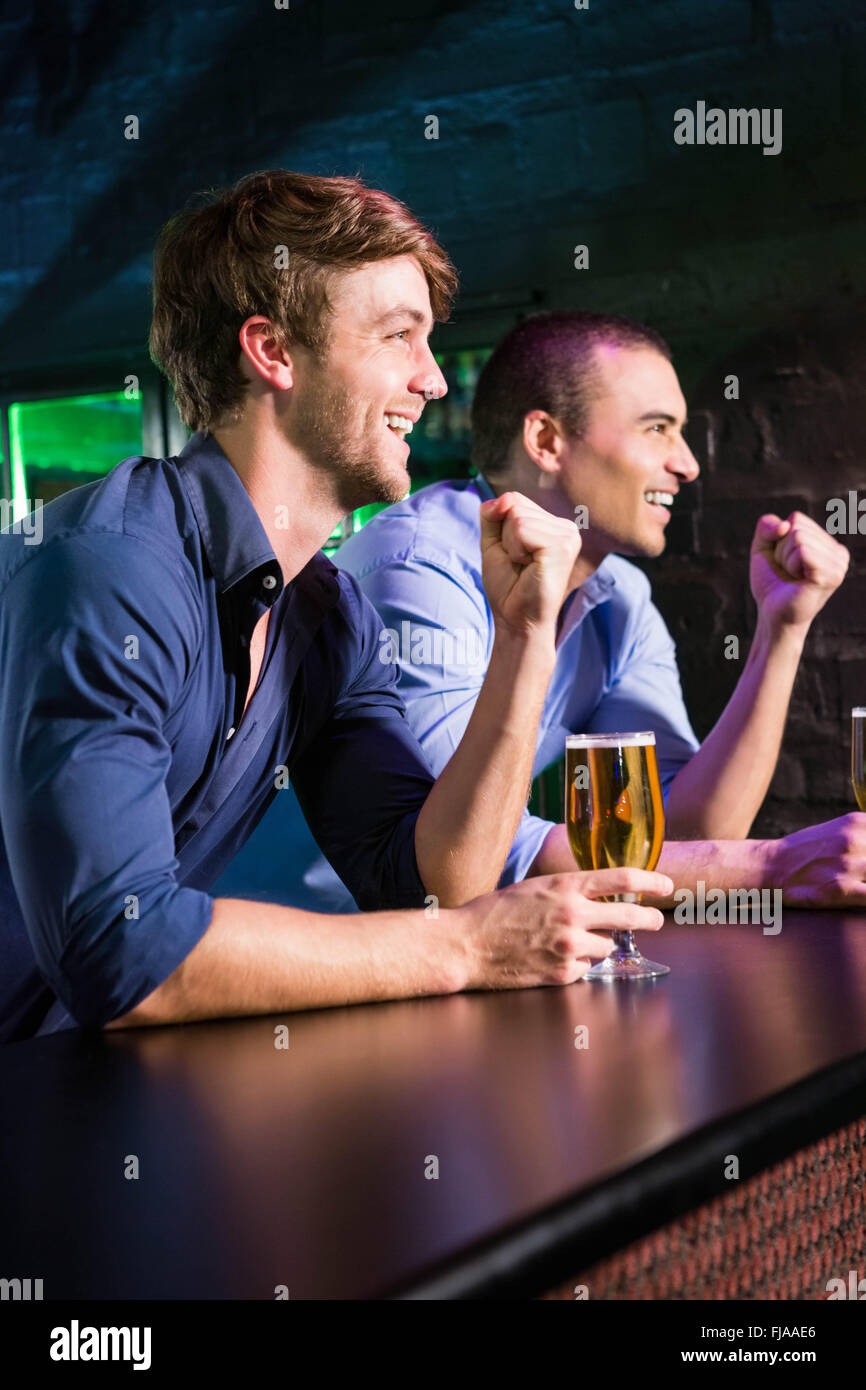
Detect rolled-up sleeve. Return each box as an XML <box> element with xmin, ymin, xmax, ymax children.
<box><xmin>290</xmin><ymin>576</ymin><xmax>436</xmax><ymax>911</ymax></box>
<box><xmin>0</xmin><ymin>533</ymin><xmax>215</xmax><ymax>1028</ymax></box>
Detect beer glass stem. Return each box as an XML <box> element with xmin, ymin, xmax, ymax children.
<box><xmin>610</xmin><ymin>893</ymin><xmax>640</xmax><ymax>957</ymax></box>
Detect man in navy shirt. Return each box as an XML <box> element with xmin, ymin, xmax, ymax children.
<box><xmin>0</xmin><ymin>170</ymin><xmax>671</xmax><ymax>1042</ymax></box>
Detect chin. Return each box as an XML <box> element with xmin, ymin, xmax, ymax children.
<box><xmin>373</xmin><ymin>460</ymin><xmax>411</xmax><ymax>505</ymax></box>
<box><xmin>342</xmin><ymin>458</ymin><xmax>409</xmax><ymax>512</ymax></box>
<box><xmin>617</xmin><ymin>532</ymin><xmax>667</xmax><ymax>560</ymax></box>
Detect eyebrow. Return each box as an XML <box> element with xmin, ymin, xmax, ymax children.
<box><xmin>371</xmin><ymin>305</ymin><xmax>434</xmax><ymax>332</ymax></box>
<box><xmin>637</xmin><ymin>411</ymin><xmax>689</xmax><ymax>426</ymax></box>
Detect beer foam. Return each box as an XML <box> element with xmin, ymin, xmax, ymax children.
<box><xmin>566</xmin><ymin>732</ymin><xmax>656</xmax><ymax>747</ymax></box>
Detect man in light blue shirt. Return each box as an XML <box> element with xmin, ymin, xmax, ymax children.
<box><xmin>333</xmin><ymin>474</ymin><xmax>702</xmax><ymax>887</ymax></box>
<box><xmin>218</xmin><ymin>310</ymin><xmax>861</xmax><ymax>911</ymax></box>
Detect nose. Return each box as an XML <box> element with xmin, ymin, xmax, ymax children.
<box><xmin>410</xmin><ymin>342</ymin><xmax>448</xmax><ymax>402</ymax></box>
<box><xmin>671</xmin><ymin>434</ymin><xmax>700</xmax><ymax>484</ymax></box>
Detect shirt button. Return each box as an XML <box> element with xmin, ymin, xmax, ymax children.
<box><xmin>262</xmin><ymin>574</ymin><xmax>277</xmax><ymax>590</ymax></box>
<box><xmin>226</xmin><ymin>727</ymin><xmax>236</xmax><ymax>740</ymax></box>
<box><xmin>240</xmin><ymin>634</ymin><xmax>249</xmax><ymax>647</ymax></box>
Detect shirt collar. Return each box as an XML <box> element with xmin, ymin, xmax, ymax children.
<box><xmin>577</xmin><ymin>558</ymin><xmax>617</xmax><ymax>604</ymax></box>
<box><xmin>175</xmin><ymin>431</ymin><xmax>340</xmax><ymax>608</ymax></box>
<box><xmin>472</xmin><ymin>471</ymin><xmax>496</xmax><ymax>503</ymax></box>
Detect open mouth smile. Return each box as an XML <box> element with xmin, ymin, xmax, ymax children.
<box><xmin>644</xmin><ymin>490</ymin><xmax>674</xmax><ymax>521</ymax></box>
<box><xmin>384</xmin><ymin>413</ymin><xmax>414</xmax><ymax>442</ymax></box>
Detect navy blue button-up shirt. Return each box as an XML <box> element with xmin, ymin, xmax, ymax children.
<box><xmin>0</xmin><ymin>431</ymin><xmax>435</xmax><ymax>1042</ymax></box>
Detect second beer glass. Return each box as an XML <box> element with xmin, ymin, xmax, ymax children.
<box><xmin>852</xmin><ymin>708</ymin><xmax>866</xmax><ymax>811</ymax></box>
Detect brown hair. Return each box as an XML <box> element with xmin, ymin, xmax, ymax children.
<box><xmin>149</xmin><ymin>169</ymin><xmax>459</xmax><ymax>434</ymax></box>
<box><xmin>470</xmin><ymin>311</ymin><xmax>672</xmax><ymax>479</ymax></box>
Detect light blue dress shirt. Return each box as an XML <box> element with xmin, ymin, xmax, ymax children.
<box><xmin>214</xmin><ymin>474</ymin><xmax>701</xmax><ymax>915</ymax></box>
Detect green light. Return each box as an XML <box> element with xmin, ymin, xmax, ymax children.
<box><xmin>352</xmin><ymin>502</ymin><xmax>387</xmax><ymax>532</ymax></box>
<box><xmin>10</xmin><ymin>391</ymin><xmax>142</xmax><ymax>514</ymax></box>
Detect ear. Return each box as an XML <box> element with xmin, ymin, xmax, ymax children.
<box><xmin>237</xmin><ymin>316</ymin><xmax>295</xmax><ymax>391</ymax></box>
<box><xmin>521</xmin><ymin>410</ymin><xmax>566</xmax><ymax>480</ymax></box>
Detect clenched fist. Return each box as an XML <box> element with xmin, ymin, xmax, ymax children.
<box><xmin>480</xmin><ymin>491</ymin><xmax>581</xmax><ymax>641</ymax></box>
<box><xmin>750</xmin><ymin>511</ymin><xmax>849</xmax><ymax>632</ymax></box>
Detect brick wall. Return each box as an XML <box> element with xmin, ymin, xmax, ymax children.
<box><xmin>647</xmin><ymin>310</ymin><xmax>866</xmax><ymax>838</ymax></box>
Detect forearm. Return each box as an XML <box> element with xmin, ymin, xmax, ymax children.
<box><xmin>414</xmin><ymin>631</ymin><xmax>556</xmax><ymax>906</ymax></box>
<box><xmin>104</xmin><ymin>895</ymin><xmax>464</xmax><ymax>1029</ymax></box>
<box><xmin>664</xmin><ymin>616</ymin><xmax>807</xmax><ymax>839</ymax></box>
<box><xmin>529</xmin><ymin>823</ymin><xmax>779</xmax><ymax>906</ymax></box>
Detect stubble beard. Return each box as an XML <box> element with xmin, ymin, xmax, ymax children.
<box><xmin>291</xmin><ymin>375</ymin><xmax>410</xmax><ymax>515</ymax></box>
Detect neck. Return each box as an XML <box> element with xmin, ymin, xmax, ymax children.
<box><xmin>566</xmin><ymin>545</ymin><xmax>604</xmax><ymax>591</ymax></box>
<box><xmin>213</xmin><ymin>418</ymin><xmax>347</xmax><ymax>586</ymax></box>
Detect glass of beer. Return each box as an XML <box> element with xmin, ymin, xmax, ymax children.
<box><xmin>565</xmin><ymin>731</ymin><xmax>669</xmax><ymax>980</ymax></box>
<box><xmin>852</xmin><ymin>709</ymin><xmax>866</xmax><ymax>810</ymax></box>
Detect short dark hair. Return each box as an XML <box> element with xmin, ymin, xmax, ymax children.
<box><xmin>149</xmin><ymin>169</ymin><xmax>459</xmax><ymax>434</ymax></box>
<box><xmin>470</xmin><ymin>311</ymin><xmax>672</xmax><ymax>477</ymax></box>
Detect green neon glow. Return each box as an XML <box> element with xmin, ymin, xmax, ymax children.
<box><xmin>9</xmin><ymin>392</ymin><xmax>142</xmax><ymax>517</ymax></box>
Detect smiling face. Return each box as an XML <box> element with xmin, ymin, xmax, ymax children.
<box><xmin>557</xmin><ymin>344</ymin><xmax>699</xmax><ymax>565</ymax></box>
<box><xmin>284</xmin><ymin>255</ymin><xmax>448</xmax><ymax>514</ymax></box>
